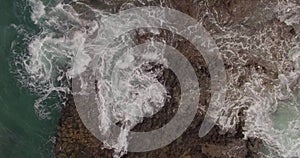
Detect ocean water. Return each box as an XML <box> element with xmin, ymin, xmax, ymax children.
<box><xmin>0</xmin><ymin>0</ymin><xmax>59</xmax><ymax>157</ymax></box>
<box><xmin>1</xmin><ymin>0</ymin><xmax>300</xmax><ymax>157</ymax></box>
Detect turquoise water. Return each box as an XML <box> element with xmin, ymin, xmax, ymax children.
<box><xmin>0</xmin><ymin>0</ymin><xmax>59</xmax><ymax>157</ymax></box>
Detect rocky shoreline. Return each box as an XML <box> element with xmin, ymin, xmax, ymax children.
<box><xmin>54</xmin><ymin>0</ymin><xmax>298</xmax><ymax>157</ymax></box>
<box><xmin>54</xmin><ymin>95</ymin><xmax>261</xmax><ymax>158</ymax></box>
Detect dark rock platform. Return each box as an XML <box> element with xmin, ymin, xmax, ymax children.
<box><xmin>54</xmin><ymin>95</ymin><xmax>261</xmax><ymax>158</ymax></box>
<box><xmin>54</xmin><ymin>0</ymin><xmax>298</xmax><ymax>157</ymax></box>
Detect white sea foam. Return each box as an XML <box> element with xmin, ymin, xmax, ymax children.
<box><xmin>15</xmin><ymin>0</ymin><xmax>95</xmax><ymax>118</ymax></box>
<box><xmin>18</xmin><ymin>0</ymin><xmax>167</xmax><ymax>156</ymax></box>
<box><xmin>240</xmin><ymin>1</ymin><xmax>300</xmax><ymax>157</ymax></box>
<box><xmin>197</xmin><ymin>0</ymin><xmax>300</xmax><ymax>157</ymax></box>
<box><xmin>28</xmin><ymin>0</ymin><xmax>46</xmax><ymax>24</ymax></box>
<box><xmin>14</xmin><ymin>0</ymin><xmax>300</xmax><ymax>157</ymax></box>
<box><xmin>275</xmin><ymin>0</ymin><xmax>300</xmax><ymax>33</ymax></box>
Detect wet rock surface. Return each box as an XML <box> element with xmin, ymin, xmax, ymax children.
<box><xmin>54</xmin><ymin>0</ymin><xmax>299</xmax><ymax>157</ymax></box>
<box><xmin>55</xmin><ymin>95</ymin><xmax>261</xmax><ymax>158</ymax></box>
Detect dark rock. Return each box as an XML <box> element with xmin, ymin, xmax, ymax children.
<box><xmin>53</xmin><ymin>0</ymin><xmax>286</xmax><ymax>157</ymax></box>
